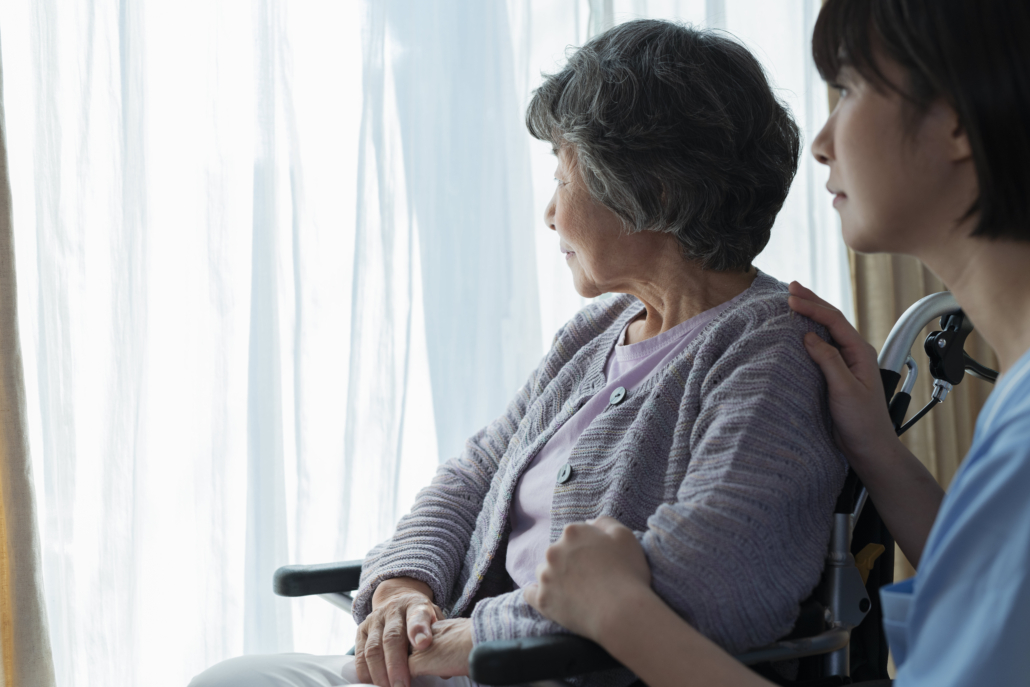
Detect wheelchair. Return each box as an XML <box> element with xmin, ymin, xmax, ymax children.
<box><xmin>273</xmin><ymin>291</ymin><xmax>997</xmax><ymax>687</ymax></box>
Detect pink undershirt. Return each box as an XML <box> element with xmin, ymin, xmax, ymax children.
<box><xmin>505</xmin><ymin>294</ymin><xmax>743</xmax><ymax>588</ymax></box>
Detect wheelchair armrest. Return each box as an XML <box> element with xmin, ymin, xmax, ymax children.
<box><xmin>273</xmin><ymin>560</ymin><xmax>364</xmax><ymax>597</ymax></box>
<box><xmin>468</xmin><ymin>634</ymin><xmax>621</xmax><ymax>685</ymax></box>
<box><xmin>735</xmin><ymin>627</ymin><xmax>850</xmax><ymax>665</ymax></box>
<box><xmin>467</xmin><ymin>625</ymin><xmax>851</xmax><ymax>684</ymax></box>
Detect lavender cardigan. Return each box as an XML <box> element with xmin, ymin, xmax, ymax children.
<box><xmin>353</xmin><ymin>273</ymin><xmax>846</xmax><ymax>661</ymax></box>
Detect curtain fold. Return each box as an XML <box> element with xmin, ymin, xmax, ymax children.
<box><xmin>0</xmin><ymin>36</ymin><xmax>57</xmax><ymax>687</ymax></box>
<box><xmin>385</xmin><ymin>0</ymin><xmax>542</xmax><ymax>465</ymax></box>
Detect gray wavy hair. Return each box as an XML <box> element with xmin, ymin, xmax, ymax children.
<box><xmin>527</xmin><ymin>20</ymin><xmax>801</xmax><ymax>272</ymax></box>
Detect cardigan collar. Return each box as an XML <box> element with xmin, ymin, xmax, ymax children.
<box><xmin>572</xmin><ymin>270</ymin><xmax>780</xmax><ymax>398</ymax></box>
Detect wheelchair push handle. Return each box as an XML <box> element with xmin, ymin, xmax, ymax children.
<box><xmin>876</xmin><ymin>291</ymin><xmax>997</xmax><ymax>434</ymax></box>
<box><xmin>877</xmin><ymin>291</ymin><xmax>960</xmax><ymax>400</ymax></box>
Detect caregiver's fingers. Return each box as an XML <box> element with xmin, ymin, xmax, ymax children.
<box><xmin>788</xmin><ymin>280</ymin><xmax>834</xmax><ymax>306</ymax></box>
<box><xmin>788</xmin><ymin>282</ymin><xmax>852</xmax><ymax>324</ymax></box>
<box><xmin>523</xmin><ymin>582</ymin><xmax>541</xmax><ymax>610</ymax></box>
<box><xmin>789</xmin><ymin>295</ymin><xmax>876</xmax><ymax>362</ymax></box>
<box><xmin>587</xmin><ymin>516</ymin><xmax>624</xmax><ymax>534</ymax></box>
<box><xmin>787</xmin><ymin>291</ymin><xmax>850</xmax><ymax>332</ymax></box>
<box><xmin>406</xmin><ymin>602</ymin><xmax>437</xmax><ymax>651</ymax></box>
<box><xmin>804</xmin><ymin>332</ymin><xmax>863</xmax><ymax>396</ymax></box>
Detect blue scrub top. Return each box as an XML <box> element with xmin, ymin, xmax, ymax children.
<box><xmin>882</xmin><ymin>345</ymin><xmax>1030</xmax><ymax>686</ymax></box>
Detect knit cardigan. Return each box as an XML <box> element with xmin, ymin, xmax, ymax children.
<box><xmin>353</xmin><ymin>272</ymin><xmax>846</xmax><ymax>666</ymax></box>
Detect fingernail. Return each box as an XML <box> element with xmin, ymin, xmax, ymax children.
<box><xmin>394</xmin><ymin>681</ymin><xmax>405</xmax><ymax>687</ymax></box>
<box><xmin>414</xmin><ymin>632</ymin><xmax>428</xmax><ymax>645</ymax></box>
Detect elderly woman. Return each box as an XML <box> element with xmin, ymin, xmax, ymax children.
<box><xmin>191</xmin><ymin>19</ymin><xmax>845</xmax><ymax>687</ymax></box>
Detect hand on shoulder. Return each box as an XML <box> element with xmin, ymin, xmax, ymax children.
<box><xmin>786</xmin><ymin>281</ymin><xmax>901</xmax><ymax>467</ymax></box>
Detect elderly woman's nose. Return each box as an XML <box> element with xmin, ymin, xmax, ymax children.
<box><xmin>544</xmin><ymin>193</ymin><xmax>557</xmax><ymax>230</ymax></box>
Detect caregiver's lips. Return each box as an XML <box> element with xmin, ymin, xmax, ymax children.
<box><xmin>827</xmin><ymin>184</ymin><xmax>847</xmax><ymax>207</ymax></box>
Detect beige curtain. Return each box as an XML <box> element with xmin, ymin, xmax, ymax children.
<box><xmin>0</xmin><ymin>42</ymin><xmax>57</xmax><ymax>687</ymax></box>
<box><xmin>849</xmin><ymin>252</ymin><xmax>997</xmax><ymax>580</ymax></box>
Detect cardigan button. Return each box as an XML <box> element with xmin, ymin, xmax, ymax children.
<box><xmin>556</xmin><ymin>463</ymin><xmax>573</xmax><ymax>484</ymax></box>
<box><xmin>609</xmin><ymin>386</ymin><xmax>627</xmax><ymax>405</ymax></box>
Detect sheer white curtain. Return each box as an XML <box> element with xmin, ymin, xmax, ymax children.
<box><xmin>0</xmin><ymin>1</ymin><xmax>850</xmax><ymax>684</ymax></box>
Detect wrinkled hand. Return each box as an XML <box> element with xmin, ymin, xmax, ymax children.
<box><xmin>524</xmin><ymin>517</ymin><xmax>650</xmax><ymax>642</ymax></box>
<box><xmin>787</xmin><ymin>281</ymin><xmax>899</xmax><ymax>467</ymax></box>
<box><xmin>408</xmin><ymin>618</ymin><xmax>473</xmax><ymax>678</ymax></box>
<box><xmin>355</xmin><ymin>579</ymin><xmax>443</xmax><ymax>687</ymax></box>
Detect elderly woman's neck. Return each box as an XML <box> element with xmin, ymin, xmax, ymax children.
<box><xmin>623</xmin><ymin>264</ymin><xmax>757</xmax><ymax>345</ymax></box>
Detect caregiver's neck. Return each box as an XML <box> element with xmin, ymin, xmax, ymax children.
<box><xmin>921</xmin><ymin>219</ymin><xmax>1030</xmax><ymax>375</ymax></box>
<box><xmin>615</xmin><ymin>245</ymin><xmax>757</xmax><ymax>346</ymax></box>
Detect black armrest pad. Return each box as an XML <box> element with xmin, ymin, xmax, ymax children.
<box><xmin>735</xmin><ymin>627</ymin><xmax>850</xmax><ymax>665</ymax></box>
<box><xmin>468</xmin><ymin>634</ymin><xmax>622</xmax><ymax>685</ymax></box>
<box><xmin>273</xmin><ymin>560</ymin><xmax>364</xmax><ymax>597</ymax></box>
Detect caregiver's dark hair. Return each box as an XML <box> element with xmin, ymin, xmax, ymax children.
<box><xmin>527</xmin><ymin>20</ymin><xmax>801</xmax><ymax>272</ymax></box>
<box><xmin>813</xmin><ymin>0</ymin><xmax>1030</xmax><ymax>242</ymax></box>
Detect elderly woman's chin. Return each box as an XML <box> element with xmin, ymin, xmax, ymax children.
<box><xmin>568</xmin><ymin>260</ymin><xmax>621</xmax><ymax>300</ymax></box>
<box><xmin>570</xmin><ymin>270</ymin><xmax>606</xmax><ymax>299</ymax></box>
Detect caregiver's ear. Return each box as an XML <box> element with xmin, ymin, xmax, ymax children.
<box><xmin>936</xmin><ymin>99</ymin><xmax>973</xmax><ymax>162</ymax></box>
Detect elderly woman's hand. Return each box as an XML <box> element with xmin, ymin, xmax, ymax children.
<box><xmin>355</xmin><ymin>577</ymin><xmax>443</xmax><ymax>687</ymax></box>
<box><xmin>524</xmin><ymin>517</ymin><xmax>651</xmax><ymax>642</ymax></box>
<box><xmin>408</xmin><ymin>618</ymin><xmax>473</xmax><ymax>678</ymax></box>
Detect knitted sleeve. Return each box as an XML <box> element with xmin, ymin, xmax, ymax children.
<box><xmin>642</xmin><ymin>307</ymin><xmax>847</xmax><ymax>653</ymax></box>
<box><xmin>351</xmin><ymin>344</ymin><xmax>556</xmax><ymax>622</ymax></box>
<box><xmin>469</xmin><ymin>305</ymin><xmax>845</xmax><ymax>656</ymax></box>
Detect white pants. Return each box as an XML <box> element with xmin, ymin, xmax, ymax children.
<box><xmin>189</xmin><ymin>653</ymin><xmax>476</xmax><ymax>687</ymax></box>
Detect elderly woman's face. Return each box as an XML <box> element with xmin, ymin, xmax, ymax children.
<box><xmin>545</xmin><ymin>148</ymin><xmax>668</xmax><ymax>299</ymax></box>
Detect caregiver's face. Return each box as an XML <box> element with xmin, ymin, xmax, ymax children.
<box><xmin>544</xmin><ymin>147</ymin><xmax>652</xmax><ymax>298</ymax></box>
<box><xmin>811</xmin><ymin>58</ymin><xmax>974</xmax><ymax>256</ymax></box>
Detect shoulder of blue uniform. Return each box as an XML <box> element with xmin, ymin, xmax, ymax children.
<box><xmin>971</xmin><ymin>349</ymin><xmax>1030</xmax><ymax>444</ymax></box>
<box><xmin>982</xmin><ymin>386</ymin><xmax>1030</xmax><ymax>450</ymax></box>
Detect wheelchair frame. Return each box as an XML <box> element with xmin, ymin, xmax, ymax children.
<box><xmin>273</xmin><ymin>291</ymin><xmax>995</xmax><ymax>686</ymax></box>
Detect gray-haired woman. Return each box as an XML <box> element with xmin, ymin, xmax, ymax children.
<box><xmin>191</xmin><ymin>19</ymin><xmax>845</xmax><ymax>687</ymax></box>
